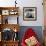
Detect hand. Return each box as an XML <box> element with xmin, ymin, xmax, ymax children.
<box><xmin>25</xmin><ymin>36</ymin><xmax>38</xmax><ymax>46</ymax></box>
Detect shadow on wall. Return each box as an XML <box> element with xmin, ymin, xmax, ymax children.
<box><xmin>18</xmin><ymin>26</ymin><xmax>43</xmax><ymax>44</ymax></box>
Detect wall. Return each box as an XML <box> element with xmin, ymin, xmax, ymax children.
<box><xmin>0</xmin><ymin>0</ymin><xmax>44</xmax><ymax>26</ymax></box>
<box><xmin>18</xmin><ymin>0</ymin><xmax>44</xmax><ymax>26</ymax></box>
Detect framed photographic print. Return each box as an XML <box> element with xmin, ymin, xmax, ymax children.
<box><xmin>9</xmin><ymin>9</ymin><xmax>18</xmax><ymax>15</ymax></box>
<box><xmin>2</xmin><ymin>10</ymin><xmax>9</xmax><ymax>15</ymax></box>
<box><xmin>23</xmin><ymin>7</ymin><xmax>37</xmax><ymax>21</ymax></box>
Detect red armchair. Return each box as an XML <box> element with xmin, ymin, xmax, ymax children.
<box><xmin>21</xmin><ymin>28</ymin><xmax>41</xmax><ymax>46</ymax></box>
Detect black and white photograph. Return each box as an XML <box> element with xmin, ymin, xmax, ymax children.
<box><xmin>23</xmin><ymin>7</ymin><xmax>37</xmax><ymax>21</ymax></box>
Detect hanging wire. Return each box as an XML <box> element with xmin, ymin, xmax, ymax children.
<box><xmin>15</xmin><ymin>0</ymin><xmax>17</xmax><ymax>7</ymax></box>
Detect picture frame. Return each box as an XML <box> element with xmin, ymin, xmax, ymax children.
<box><xmin>9</xmin><ymin>10</ymin><xmax>18</xmax><ymax>15</ymax></box>
<box><xmin>2</xmin><ymin>10</ymin><xmax>9</xmax><ymax>15</ymax></box>
<box><xmin>23</xmin><ymin>7</ymin><xmax>37</xmax><ymax>21</ymax></box>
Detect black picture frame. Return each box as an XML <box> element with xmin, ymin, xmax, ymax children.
<box><xmin>23</xmin><ymin>7</ymin><xmax>37</xmax><ymax>21</ymax></box>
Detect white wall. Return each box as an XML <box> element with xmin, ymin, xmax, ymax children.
<box><xmin>0</xmin><ymin>0</ymin><xmax>44</xmax><ymax>26</ymax></box>
<box><xmin>18</xmin><ymin>0</ymin><xmax>44</xmax><ymax>26</ymax></box>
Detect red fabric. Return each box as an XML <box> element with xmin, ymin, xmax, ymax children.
<box><xmin>21</xmin><ymin>28</ymin><xmax>41</xmax><ymax>46</ymax></box>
